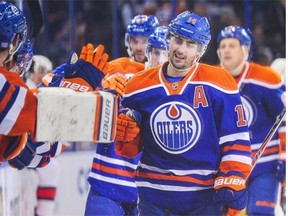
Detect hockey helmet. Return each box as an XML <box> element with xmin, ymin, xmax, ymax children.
<box><xmin>125</xmin><ymin>15</ymin><xmax>159</xmax><ymax>47</ymax></box>
<box><xmin>217</xmin><ymin>26</ymin><xmax>251</xmax><ymax>47</ymax></box>
<box><xmin>147</xmin><ymin>25</ymin><xmax>169</xmax><ymax>50</ymax></box>
<box><xmin>168</xmin><ymin>11</ymin><xmax>211</xmax><ymax>53</ymax></box>
<box><xmin>0</xmin><ymin>1</ymin><xmax>27</xmax><ymax>54</ymax></box>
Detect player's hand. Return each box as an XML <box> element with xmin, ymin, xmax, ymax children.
<box><xmin>213</xmin><ymin>175</ymin><xmax>247</xmax><ymax>216</ymax></box>
<box><xmin>80</xmin><ymin>43</ymin><xmax>109</xmax><ymax>74</ymax></box>
<box><xmin>116</xmin><ymin>108</ymin><xmax>141</xmax><ymax>142</ymax></box>
<box><xmin>101</xmin><ymin>73</ymin><xmax>128</xmax><ymax>97</ymax></box>
<box><xmin>62</xmin><ymin>43</ymin><xmax>109</xmax><ymax>92</ymax></box>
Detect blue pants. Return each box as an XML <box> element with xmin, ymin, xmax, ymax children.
<box><xmin>247</xmin><ymin>173</ymin><xmax>282</xmax><ymax>216</ymax></box>
<box><xmin>138</xmin><ymin>196</ymin><xmax>222</xmax><ymax>216</ymax></box>
<box><xmin>84</xmin><ymin>188</ymin><xmax>137</xmax><ymax>216</ymax></box>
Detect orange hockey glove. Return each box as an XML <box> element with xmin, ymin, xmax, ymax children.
<box><xmin>116</xmin><ymin>108</ymin><xmax>141</xmax><ymax>142</ymax></box>
<box><xmin>101</xmin><ymin>73</ymin><xmax>128</xmax><ymax>97</ymax></box>
<box><xmin>80</xmin><ymin>43</ymin><xmax>109</xmax><ymax>75</ymax></box>
<box><xmin>61</xmin><ymin>43</ymin><xmax>109</xmax><ymax>92</ymax></box>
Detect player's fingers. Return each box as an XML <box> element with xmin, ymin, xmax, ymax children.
<box><xmin>102</xmin><ymin>62</ymin><xmax>110</xmax><ymax>75</ymax></box>
<box><xmin>86</xmin><ymin>43</ymin><xmax>94</xmax><ymax>63</ymax></box>
<box><xmin>79</xmin><ymin>45</ymin><xmax>87</xmax><ymax>60</ymax></box>
<box><xmin>97</xmin><ymin>53</ymin><xmax>109</xmax><ymax>71</ymax></box>
<box><xmin>93</xmin><ymin>44</ymin><xmax>104</xmax><ymax>67</ymax></box>
<box><xmin>115</xmin><ymin>74</ymin><xmax>127</xmax><ymax>84</ymax></box>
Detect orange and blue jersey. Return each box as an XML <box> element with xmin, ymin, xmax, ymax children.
<box><xmin>235</xmin><ymin>62</ymin><xmax>285</xmax><ymax>178</ymax></box>
<box><xmin>0</xmin><ymin>67</ymin><xmax>37</xmax><ymax>136</ymax></box>
<box><xmin>119</xmin><ymin>62</ymin><xmax>251</xmax><ymax>212</ymax></box>
<box><xmin>0</xmin><ymin>67</ymin><xmax>37</xmax><ymax>162</ymax></box>
<box><xmin>87</xmin><ymin>58</ymin><xmax>145</xmax><ymax>203</ymax></box>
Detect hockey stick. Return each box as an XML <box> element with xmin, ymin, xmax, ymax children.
<box><xmin>248</xmin><ymin>107</ymin><xmax>286</xmax><ymax>177</ymax></box>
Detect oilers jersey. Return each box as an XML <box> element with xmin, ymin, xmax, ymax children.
<box><xmin>87</xmin><ymin>58</ymin><xmax>145</xmax><ymax>203</ymax></box>
<box><xmin>234</xmin><ymin>62</ymin><xmax>285</xmax><ymax>178</ymax></box>
<box><xmin>0</xmin><ymin>67</ymin><xmax>37</xmax><ymax>162</ymax></box>
<box><xmin>120</xmin><ymin>62</ymin><xmax>252</xmax><ymax>212</ymax></box>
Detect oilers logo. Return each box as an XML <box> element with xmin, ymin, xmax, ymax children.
<box><xmin>150</xmin><ymin>102</ymin><xmax>201</xmax><ymax>154</ymax></box>
<box><xmin>240</xmin><ymin>96</ymin><xmax>255</xmax><ymax>127</ymax></box>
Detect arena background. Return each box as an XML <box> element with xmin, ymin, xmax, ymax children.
<box><xmin>14</xmin><ymin>0</ymin><xmax>286</xmax><ymax>67</ymax></box>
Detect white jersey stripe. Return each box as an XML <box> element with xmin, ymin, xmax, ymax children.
<box><xmin>219</xmin><ymin>132</ymin><xmax>250</xmax><ymax>145</ymax></box>
<box><xmin>89</xmin><ymin>172</ymin><xmax>137</xmax><ymax>188</ymax></box>
<box><xmin>222</xmin><ymin>154</ymin><xmax>252</xmax><ymax>165</ymax></box>
<box><xmin>139</xmin><ymin>162</ymin><xmax>218</xmax><ymax>176</ymax></box>
<box><xmin>0</xmin><ymin>87</ymin><xmax>27</xmax><ymax>135</ymax></box>
<box><xmin>136</xmin><ymin>181</ymin><xmax>213</xmax><ymax>192</ymax></box>
<box><xmin>94</xmin><ymin>152</ymin><xmax>138</xmax><ymax>169</ymax></box>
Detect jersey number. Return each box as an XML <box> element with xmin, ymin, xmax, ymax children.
<box><xmin>235</xmin><ymin>105</ymin><xmax>247</xmax><ymax>127</ymax></box>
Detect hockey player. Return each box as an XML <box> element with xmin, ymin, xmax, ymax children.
<box><xmin>107</xmin><ymin>14</ymin><xmax>159</xmax><ymax>76</ymax></box>
<box><xmin>84</xmin><ymin>18</ymin><xmax>163</xmax><ymax>216</ymax></box>
<box><xmin>145</xmin><ymin>25</ymin><xmax>169</xmax><ymax>69</ymax></box>
<box><xmin>0</xmin><ymin>1</ymin><xmax>45</xmax><ymax>168</ymax></box>
<box><xmin>217</xmin><ymin>25</ymin><xmax>286</xmax><ymax>216</ymax></box>
<box><xmin>115</xmin><ymin>11</ymin><xmax>252</xmax><ymax>216</ymax></box>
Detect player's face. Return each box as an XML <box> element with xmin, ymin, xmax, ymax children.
<box><xmin>148</xmin><ymin>47</ymin><xmax>168</xmax><ymax>68</ymax></box>
<box><xmin>129</xmin><ymin>36</ymin><xmax>148</xmax><ymax>63</ymax></box>
<box><xmin>218</xmin><ymin>38</ymin><xmax>246</xmax><ymax>72</ymax></box>
<box><xmin>168</xmin><ymin>34</ymin><xmax>200</xmax><ymax>71</ymax></box>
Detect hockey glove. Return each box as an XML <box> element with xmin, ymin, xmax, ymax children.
<box><xmin>5</xmin><ymin>133</ymin><xmax>66</xmax><ymax>170</ymax></box>
<box><xmin>101</xmin><ymin>73</ymin><xmax>128</xmax><ymax>97</ymax></box>
<box><xmin>276</xmin><ymin>160</ymin><xmax>286</xmax><ymax>182</ymax></box>
<box><xmin>116</xmin><ymin>108</ymin><xmax>141</xmax><ymax>142</ymax></box>
<box><xmin>4</xmin><ymin>133</ymin><xmax>36</xmax><ymax>170</ymax></box>
<box><xmin>62</xmin><ymin>43</ymin><xmax>109</xmax><ymax>92</ymax></box>
<box><xmin>213</xmin><ymin>175</ymin><xmax>247</xmax><ymax>216</ymax></box>
<box><xmin>27</xmin><ymin>141</ymin><xmax>66</xmax><ymax>168</ymax></box>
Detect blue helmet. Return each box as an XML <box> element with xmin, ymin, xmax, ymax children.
<box><xmin>217</xmin><ymin>26</ymin><xmax>251</xmax><ymax>47</ymax></box>
<box><xmin>125</xmin><ymin>15</ymin><xmax>159</xmax><ymax>60</ymax></box>
<box><xmin>0</xmin><ymin>1</ymin><xmax>27</xmax><ymax>54</ymax></box>
<box><xmin>14</xmin><ymin>38</ymin><xmax>33</xmax><ymax>76</ymax></box>
<box><xmin>168</xmin><ymin>11</ymin><xmax>211</xmax><ymax>51</ymax></box>
<box><xmin>126</xmin><ymin>15</ymin><xmax>159</xmax><ymax>38</ymax></box>
<box><xmin>147</xmin><ymin>26</ymin><xmax>169</xmax><ymax>50</ymax></box>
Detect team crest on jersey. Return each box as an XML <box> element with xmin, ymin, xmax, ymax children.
<box><xmin>150</xmin><ymin>101</ymin><xmax>201</xmax><ymax>154</ymax></box>
<box><xmin>241</xmin><ymin>96</ymin><xmax>255</xmax><ymax>127</ymax></box>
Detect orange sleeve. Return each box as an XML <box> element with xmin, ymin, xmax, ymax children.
<box><xmin>0</xmin><ymin>68</ymin><xmax>37</xmax><ymax>137</ymax></box>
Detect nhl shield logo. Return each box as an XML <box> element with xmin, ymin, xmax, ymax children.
<box><xmin>150</xmin><ymin>101</ymin><xmax>201</xmax><ymax>154</ymax></box>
